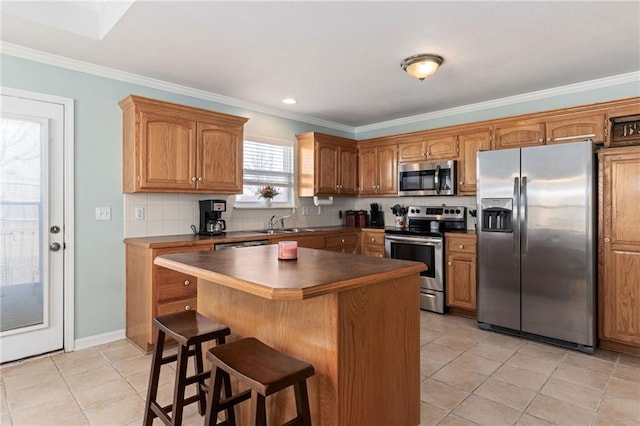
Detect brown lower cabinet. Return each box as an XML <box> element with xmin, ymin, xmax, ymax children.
<box><xmin>445</xmin><ymin>233</ymin><xmax>477</xmax><ymax>317</ymax></box>
<box><xmin>125</xmin><ymin>243</ymin><xmax>210</xmax><ymax>351</ymax></box>
<box><xmin>598</xmin><ymin>146</ymin><xmax>640</xmax><ymax>355</ymax></box>
<box><xmin>360</xmin><ymin>229</ymin><xmax>385</xmax><ymax>258</ymax></box>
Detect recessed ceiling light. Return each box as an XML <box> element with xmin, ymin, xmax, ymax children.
<box><xmin>282</xmin><ymin>98</ymin><xmax>297</xmax><ymax>105</ymax></box>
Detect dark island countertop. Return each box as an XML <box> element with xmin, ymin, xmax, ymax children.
<box><xmin>154</xmin><ymin>244</ymin><xmax>426</xmax><ymax>300</ymax></box>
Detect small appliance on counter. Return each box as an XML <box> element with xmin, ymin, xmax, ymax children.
<box><xmin>369</xmin><ymin>203</ymin><xmax>384</xmax><ymax>227</ymax></box>
<box><xmin>198</xmin><ymin>199</ymin><xmax>227</xmax><ymax>236</ymax></box>
<box><xmin>345</xmin><ymin>210</ymin><xmax>368</xmax><ymax>227</ymax></box>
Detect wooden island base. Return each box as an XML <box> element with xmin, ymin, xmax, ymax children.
<box><xmin>155</xmin><ymin>246</ymin><xmax>424</xmax><ymax>425</ymax></box>
<box><xmin>198</xmin><ymin>274</ymin><xmax>420</xmax><ymax>425</ymax></box>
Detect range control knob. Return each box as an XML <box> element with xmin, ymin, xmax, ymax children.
<box><xmin>444</xmin><ymin>209</ymin><xmax>449</xmax><ymax>214</ymax></box>
<box><xmin>415</xmin><ymin>208</ymin><xmax>420</xmax><ymax>214</ymax></box>
<box><xmin>456</xmin><ymin>209</ymin><xmax>461</xmax><ymax>214</ymax></box>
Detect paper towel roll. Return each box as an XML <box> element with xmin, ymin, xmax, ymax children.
<box><xmin>313</xmin><ymin>196</ymin><xmax>334</xmax><ymax>206</ymax></box>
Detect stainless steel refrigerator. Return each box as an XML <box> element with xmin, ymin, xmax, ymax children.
<box><xmin>476</xmin><ymin>140</ymin><xmax>595</xmax><ymax>353</ymax></box>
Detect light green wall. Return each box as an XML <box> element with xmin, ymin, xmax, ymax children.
<box><xmin>1</xmin><ymin>52</ymin><xmax>637</xmax><ymax>340</ymax></box>
<box><xmin>0</xmin><ymin>54</ymin><xmax>347</xmax><ymax>339</ymax></box>
<box><xmin>356</xmin><ymin>80</ymin><xmax>640</xmax><ymax>139</ymax></box>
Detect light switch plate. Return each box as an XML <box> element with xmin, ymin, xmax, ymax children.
<box><xmin>95</xmin><ymin>207</ymin><xmax>111</xmax><ymax>221</ymax></box>
<box><xmin>134</xmin><ymin>206</ymin><xmax>145</xmax><ymax>220</ymax></box>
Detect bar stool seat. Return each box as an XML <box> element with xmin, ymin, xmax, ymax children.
<box><xmin>143</xmin><ymin>310</ymin><xmax>234</xmax><ymax>426</ymax></box>
<box><xmin>205</xmin><ymin>337</ymin><xmax>315</xmax><ymax>426</ymax></box>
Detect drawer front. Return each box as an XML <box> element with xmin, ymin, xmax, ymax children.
<box><xmin>446</xmin><ymin>235</ymin><xmax>477</xmax><ymax>254</ymax></box>
<box><xmin>157</xmin><ymin>297</ymin><xmax>197</xmax><ymax>316</ymax></box>
<box><xmin>156</xmin><ymin>268</ymin><xmax>197</xmax><ymax>302</ymax></box>
<box><xmin>326</xmin><ymin>234</ymin><xmax>358</xmax><ymax>248</ymax></box>
<box><xmin>361</xmin><ymin>230</ymin><xmax>384</xmax><ymax>245</ymax></box>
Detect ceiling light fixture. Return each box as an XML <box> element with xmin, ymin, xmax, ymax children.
<box><xmin>400</xmin><ymin>54</ymin><xmax>444</xmax><ymax>81</ymax></box>
<box><xmin>282</xmin><ymin>98</ymin><xmax>297</xmax><ymax>105</ymax></box>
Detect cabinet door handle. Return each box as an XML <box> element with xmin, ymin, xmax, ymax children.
<box><xmin>604</xmin><ymin>237</ymin><xmax>610</xmax><ymax>243</ymax></box>
<box><xmin>191</xmin><ymin>177</ymin><xmax>197</xmax><ymax>182</ymax></box>
<box><xmin>448</xmin><ymin>261</ymin><xmax>452</xmax><ymax>266</ymax></box>
<box><xmin>370</xmin><ymin>238</ymin><xmax>375</xmax><ymax>242</ymax></box>
<box><xmin>379</xmin><ymin>254</ymin><xmax>383</xmax><ymax>258</ymax></box>
<box><xmin>184</xmin><ymin>305</ymin><xmax>192</xmax><ymax>311</ymax></box>
<box><xmin>538</xmin><ymin>138</ymin><xmax>544</xmax><ymax>143</ymax></box>
<box><xmin>184</xmin><ymin>280</ymin><xmax>190</xmax><ymax>286</ymax></box>
<box><xmin>197</xmin><ymin>177</ymin><xmax>203</xmax><ymax>182</ymax></box>
<box><xmin>341</xmin><ymin>238</ymin><xmax>345</xmax><ymax>243</ymax></box>
<box><xmin>546</xmin><ymin>137</ymin><xmax>551</xmax><ymax>142</ymax></box>
<box><xmin>459</xmin><ymin>244</ymin><xmax>464</xmax><ymax>249</ymax></box>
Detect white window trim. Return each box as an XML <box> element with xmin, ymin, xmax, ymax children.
<box><xmin>235</xmin><ymin>134</ymin><xmax>296</xmax><ymax>209</ymax></box>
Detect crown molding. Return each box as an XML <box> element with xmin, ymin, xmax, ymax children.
<box><xmin>3</xmin><ymin>42</ymin><xmax>637</xmax><ymax>137</ymax></box>
<box><xmin>354</xmin><ymin>71</ymin><xmax>640</xmax><ymax>135</ymax></box>
<box><xmin>0</xmin><ymin>42</ymin><xmax>353</xmax><ymax>133</ymax></box>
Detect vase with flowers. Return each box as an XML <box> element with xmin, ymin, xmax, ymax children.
<box><xmin>257</xmin><ymin>184</ymin><xmax>280</xmax><ymax>207</ymax></box>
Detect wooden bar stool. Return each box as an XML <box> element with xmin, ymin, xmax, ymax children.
<box><xmin>143</xmin><ymin>310</ymin><xmax>234</xmax><ymax>426</ymax></box>
<box><xmin>204</xmin><ymin>337</ymin><xmax>315</xmax><ymax>426</ymax></box>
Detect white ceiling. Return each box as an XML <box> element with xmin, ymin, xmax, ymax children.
<box><xmin>1</xmin><ymin>1</ymin><xmax>639</xmax><ymax>129</ymax></box>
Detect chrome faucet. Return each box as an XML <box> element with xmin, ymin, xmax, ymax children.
<box><xmin>277</xmin><ymin>215</ymin><xmax>291</xmax><ymax>229</ymax></box>
<box><xmin>268</xmin><ymin>215</ymin><xmax>277</xmax><ymax>230</ymax></box>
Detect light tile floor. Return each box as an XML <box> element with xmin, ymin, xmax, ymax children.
<box><xmin>1</xmin><ymin>311</ymin><xmax>639</xmax><ymax>425</ymax></box>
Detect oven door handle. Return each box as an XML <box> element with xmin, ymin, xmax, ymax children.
<box><xmin>385</xmin><ymin>235</ymin><xmax>442</xmax><ymax>246</ymax></box>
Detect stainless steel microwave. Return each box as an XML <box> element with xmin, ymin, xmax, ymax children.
<box><xmin>398</xmin><ymin>160</ymin><xmax>457</xmax><ymax>196</ymax></box>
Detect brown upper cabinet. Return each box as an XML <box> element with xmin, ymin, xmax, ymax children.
<box><xmin>493</xmin><ymin>113</ymin><xmax>606</xmax><ymax>150</ymax></box>
<box><xmin>398</xmin><ymin>134</ymin><xmax>459</xmax><ymax>162</ymax></box>
<box><xmin>358</xmin><ymin>143</ymin><xmax>398</xmax><ymax>196</ymax></box>
<box><xmin>545</xmin><ymin>112</ymin><xmax>606</xmax><ymax>145</ymax></box>
<box><xmin>492</xmin><ymin>119</ymin><xmax>546</xmax><ymax>150</ymax></box>
<box><xmin>120</xmin><ymin>95</ymin><xmax>248</xmax><ymax>193</ymax></box>
<box><xmin>457</xmin><ymin>129</ymin><xmax>491</xmax><ymax>195</ymax></box>
<box><xmin>297</xmin><ymin>132</ymin><xmax>358</xmax><ymax>196</ymax></box>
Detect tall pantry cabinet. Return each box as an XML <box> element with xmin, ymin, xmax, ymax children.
<box><xmin>598</xmin><ymin>146</ymin><xmax>640</xmax><ymax>355</ymax></box>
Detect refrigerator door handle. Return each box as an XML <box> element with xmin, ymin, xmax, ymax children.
<box><xmin>513</xmin><ymin>177</ymin><xmax>520</xmax><ymax>254</ymax></box>
<box><xmin>434</xmin><ymin>165</ymin><xmax>441</xmax><ymax>194</ymax></box>
<box><xmin>521</xmin><ymin>176</ymin><xmax>528</xmax><ymax>254</ymax></box>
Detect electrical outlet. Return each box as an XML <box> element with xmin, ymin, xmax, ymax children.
<box><xmin>134</xmin><ymin>206</ymin><xmax>145</xmax><ymax>220</ymax></box>
<box><xmin>95</xmin><ymin>207</ymin><xmax>111</xmax><ymax>221</ymax></box>
<box><xmin>301</xmin><ymin>206</ymin><xmax>310</xmax><ymax>216</ymax></box>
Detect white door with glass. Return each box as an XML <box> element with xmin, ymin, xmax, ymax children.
<box><xmin>0</xmin><ymin>92</ymin><xmax>65</xmax><ymax>363</ymax></box>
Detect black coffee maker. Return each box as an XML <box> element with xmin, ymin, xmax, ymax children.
<box><xmin>198</xmin><ymin>199</ymin><xmax>227</xmax><ymax>236</ymax></box>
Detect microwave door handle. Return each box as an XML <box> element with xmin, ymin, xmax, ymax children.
<box><xmin>434</xmin><ymin>165</ymin><xmax>441</xmax><ymax>194</ymax></box>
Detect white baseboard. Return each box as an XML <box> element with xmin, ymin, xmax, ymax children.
<box><xmin>73</xmin><ymin>329</ymin><xmax>126</xmax><ymax>351</ymax></box>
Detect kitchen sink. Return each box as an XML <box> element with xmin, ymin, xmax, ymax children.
<box><xmin>255</xmin><ymin>228</ymin><xmax>316</xmax><ymax>234</ymax></box>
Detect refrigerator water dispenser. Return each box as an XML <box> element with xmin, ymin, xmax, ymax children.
<box><xmin>481</xmin><ymin>198</ymin><xmax>513</xmax><ymax>232</ymax></box>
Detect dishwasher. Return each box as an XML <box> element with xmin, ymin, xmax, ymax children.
<box><xmin>213</xmin><ymin>240</ymin><xmax>270</xmax><ymax>250</ymax></box>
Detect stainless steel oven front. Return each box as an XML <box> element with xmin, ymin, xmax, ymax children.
<box><xmin>384</xmin><ymin>234</ymin><xmax>444</xmax><ymax>313</ymax></box>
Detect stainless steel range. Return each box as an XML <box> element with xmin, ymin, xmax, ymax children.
<box><xmin>385</xmin><ymin>206</ymin><xmax>467</xmax><ymax>313</ymax></box>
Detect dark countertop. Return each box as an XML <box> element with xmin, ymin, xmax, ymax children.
<box><xmin>155</xmin><ymin>245</ymin><xmax>426</xmax><ymax>300</ymax></box>
<box><xmin>124</xmin><ymin>225</ymin><xmax>353</xmax><ymax>248</ymax></box>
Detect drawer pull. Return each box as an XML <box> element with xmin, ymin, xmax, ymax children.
<box><xmin>459</xmin><ymin>244</ymin><xmax>464</xmax><ymax>249</ymax></box>
<box><xmin>448</xmin><ymin>261</ymin><xmax>452</xmax><ymax>266</ymax></box>
<box><xmin>370</xmin><ymin>237</ymin><xmax>376</xmax><ymax>242</ymax></box>
<box><xmin>184</xmin><ymin>305</ymin><xmax>192</xmax><ymax>311</ymax></box>
<box><xmin>341</xmin><ymin>238</ymin><xmax>345</xmax><ymax>243</ymax></box>
<box><xmin>184</xmin><ymin>280</ymin><xmax>190</xmax><ymax>286</ymax></box>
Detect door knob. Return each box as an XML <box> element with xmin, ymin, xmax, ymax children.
<box><xmin>50</xmin><ymin>242</ymin><xmax>61</xmax><ymax>252</ymax></box>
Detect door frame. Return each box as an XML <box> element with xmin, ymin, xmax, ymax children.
<box><xmin>2</xmin><ymin>86</ymin><xmax>75</xmax><ymax>353</ymax></box>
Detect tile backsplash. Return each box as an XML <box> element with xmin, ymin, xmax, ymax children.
<box><xmin>123</xmin><ymin>193</ymin><xmax>477</xmax><ymax>238</ymax></box>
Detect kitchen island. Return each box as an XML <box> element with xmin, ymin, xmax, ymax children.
<box><xmin>155</xmin><ymin>244</ymin><xmax>425</xmax><ymax>425</ymax></box>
